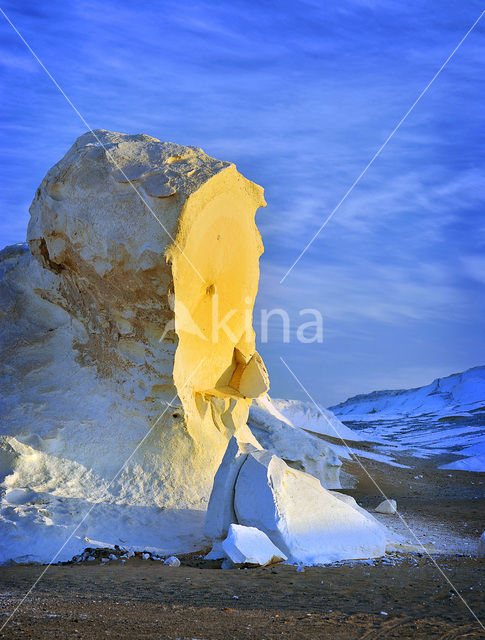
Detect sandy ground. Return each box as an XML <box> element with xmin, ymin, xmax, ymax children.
<box><xmin>0</xmin><ymin>455</ymin><xmax>484</xmax><ymax>639</ymax></box>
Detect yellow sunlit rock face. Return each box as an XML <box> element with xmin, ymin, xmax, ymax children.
<box><xmin>170</xmin><ymin>166</ymin><xmax>265</xmax><ymax>388</ymax></box>
<box><xmin>170</xmin><ymin>164</ymin><xmax>269</xmax><ymax>451</ymax></box>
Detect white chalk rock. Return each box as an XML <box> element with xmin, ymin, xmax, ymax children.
<box><xmin>222</xmin><ymin>524</ymin><xmax>287</xmax><ymax>566</ymax></box>
<box><xmin>375</xmin><ymin>499</ymin><xmax>397</xmax><ymax>515</ymax></box>
<box><xmin>234</xmin><ymin>451</ymin><xmax>388</xmax><ymax>565</ymax></box>
<box><xmin>204</xmin><ymin>432</ymin><xmax>262</xmax><ymax>557</ymax></box>
<box><xmin>204</xmin><ymin>540</ymin><xmax>226</xmax><ymax>561</ymax></box>
<box><xmin>237</xmin><ymin>353</ymin><xmax>270</xmax><ymax>398</ymax></box>
<box><xmin>269</xmin><ymin>398</ymin><xmax>364</xmax><ymax>442</ymax></box>
<box><xmin>163</xmin><ymin>556</ymin><xmax>181</xmax><ymax>567</ymax></box>
<box><xmin>0</xmin><ymin>130</ymin><xmax>268</xmax><ymax>564</ymax></box>
<box><xmin>478</xmin><ymin>532</ymin><xmax>485</xmax><ymax>558</ymax></box>
<box><xmin>249</xmin><ymin>396</ymin><xmax>343</xmax><ymax>488</ymax></box>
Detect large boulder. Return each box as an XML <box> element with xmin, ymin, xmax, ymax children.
<box><xmin>234</xmin><ymin>451</ymin><xmax>389</xmax><ymax>564</ymax></box>
<box><xmin>0</xmin><ymin>130</ymin><xmax>268</xmax><ymax>563</ymax></box>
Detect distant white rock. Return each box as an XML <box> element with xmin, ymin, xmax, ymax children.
<box><xmin>330</xmin><ymin>366</ymin><xmax>485</xmax><ymax>419</ymax></box>
<box><xmin>478</xmin><ymin>532</ymin><xmax>485</xmax><ymax>558</ymax></box>
<box><xmin>248</xmin><ymin>397</ymin><xmax>343</xmax><ymax>488</ymax></box>
<box><xmin>234</xmin><ymin>450</ymin><xmax>390</xmax><ymax>565</ymax></box>
<box><xmin>375</xmin><ymin>499</ymin><xmax>397</xmax><ymax>515</ymax></box>
<box><xmin>269</xmin><ymin>398</ymin><xmax>365</xmax><ymax>441</ymax></box>
<box><xmin>439</xmin><ymin>453</ymin><xmax>485</xmax><ymax>473</ymax></box>
<box><xmin>222</xmin><ymin>524</ymin><xmax>287</xmax><ymax>566</ymax></box>
<box><xmin>163</xmin><ymin>556</ymin><xmax>181</xmax><ymax>567</ymax></box>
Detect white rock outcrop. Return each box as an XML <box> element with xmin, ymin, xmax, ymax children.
<box><xmin>203</xmin><ymin>434</ymin><xmax>262</xmax><ymax>559</ymax></box>
<box><xmin>233</xmin><ymin>451</ymin><xmax>389</xmax><ymax>564</ymax></box>
<box><xmin>222</xmin><ymin>524</ymin><xmax>287</xmax><ymax>566</ymax></box>
<box><xmin>248</xmin><ymin>396</ymin><xmax>342</xmax><ymax>488</ymax></box>
<box><xmin>0</xmin><ymin>130</ymin><xmax>270</xmax><ymax>563</ymax></box>
<box><xmin>375</xmin><ymin>499</ymin><xmax>398</xmax><ymax>515</ymax></box>
<box><xmin>205</xmin><ymin>441</ymin><xmax>394</xmax><ymax>565</ymax></box>
<box><xmin>270</xmin><ymin>398</ymin><xmax>365</xmax><ymax>442</ymax></box>
<box><xmin>1</xmin><ymin>129</ymin><xmax>378</xmax><ymax>567</ymax></box>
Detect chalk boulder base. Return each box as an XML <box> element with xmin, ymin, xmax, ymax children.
<box><xmin>234</xmin><ymin>451</ymin><xmax>389</xmax><ymax>565</ymax></box>
<box><xmin>222</xmin><ymin>524</ymin><xmax>287</xmax><ymax>566</ymax></box>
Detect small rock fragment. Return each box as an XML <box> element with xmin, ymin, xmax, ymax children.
<box><xmin>222</xmin><ymin>524</ymin><xmax>287</xmax><ymax>567</ymax></box>
<box><xmin>163</xmin><ymin>555</ymin><xmax>180</xmax><ymax>567</ymax></box>
<box><xmin>375</xmin><ymin>499</ymin><xmax>397</xmax><ymax>515</ymax></box>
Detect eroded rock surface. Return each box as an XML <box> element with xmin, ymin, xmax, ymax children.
<box><xmin>0</xmin><ymin>130</ymin><xmax>353</xmax><ymax>565</ymax></box>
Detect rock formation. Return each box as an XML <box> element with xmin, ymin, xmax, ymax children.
<box><xmin>0</xmin><ymin>130</ymin><xmax>278</xmax><ymax>562</ymax></box>
<box><xmin>204</xmin><ymin>438</ymin><xmax>395</xmax><ymax>565</ymax></box>
<box><xmin>248</xmin><ymin>396</ymin><xmax>343</xmax><ymax>488</ymax></box>
<box><xmin>1</xmin><ymin>129</ymin><xmax>268</xmax><ymax>506</ymax></box>
<box><xmin>0</xmin><ymin>130</ymin><xmax>382</xmax><ymax>565</ymax></box>
<box><xmin>375</xmin><ymin>499</ymin><xmax>398</xmax><ymax>515</ymax></box>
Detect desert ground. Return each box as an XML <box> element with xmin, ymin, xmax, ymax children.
<box><xmin>1</xmin><ymin>452</ymin><xmax>483</xmax><ymax>640</ymax></box>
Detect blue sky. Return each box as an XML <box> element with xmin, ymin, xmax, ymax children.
<box><xmin>1</xmin><ymin>1</ymin><xmax>484</xmax><ymax>405</ymax></box>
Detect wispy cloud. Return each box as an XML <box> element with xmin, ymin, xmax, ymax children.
<box><xmin>0</xmin><ymin>0</ymin><xmax>484</xmax><ymax>404</ymax></box>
